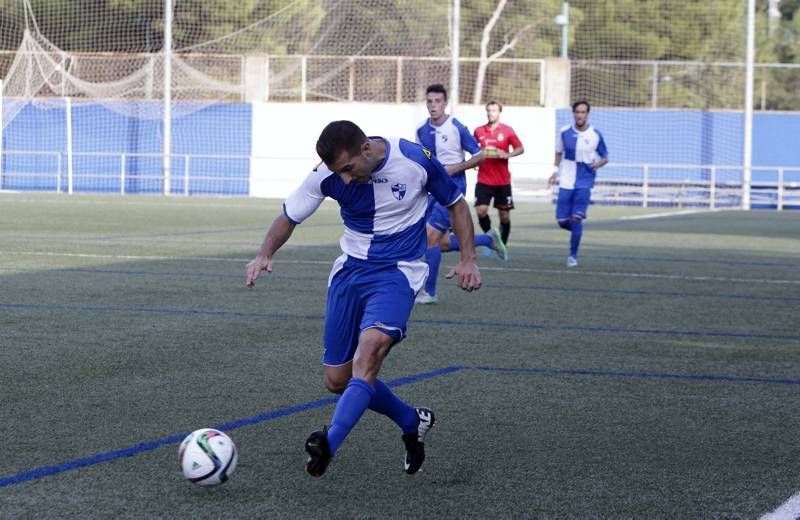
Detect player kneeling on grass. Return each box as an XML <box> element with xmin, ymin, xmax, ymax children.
<box><xmin>245</xmin><ymin>120</ymin><xmax>481</xmax><ymax>477</ymax></box>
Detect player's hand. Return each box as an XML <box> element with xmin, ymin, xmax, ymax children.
<box><xmin>245</xmin><ymin>255</ymin><xmax>272</xmax><ymax>288</ymax></box>
<box><xmin>548</xmin><ymin>173</ymin><xmax>558</xmax><ymax>186</ymax></box>
<box><xmin>445</xmin><ymin>260</ymin><xmax>481</xmax><ymax>292</ymax></box>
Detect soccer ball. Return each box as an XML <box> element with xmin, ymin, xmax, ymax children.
<box><xmin>178</xmin><ymin>428</ymin><xmax>238</xmax><ymax>486</ymax></box>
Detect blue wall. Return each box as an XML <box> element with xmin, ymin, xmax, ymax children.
<box><xmin>555</xmin><ymin>109</ymin><xmax>800</xmax><ymax>184</ymax></box>
<box><xmin>3</xmin><ymin>103</ymin><xmax>798</xmax><ymax>194</ymax></box>
<box><xmin>2</xmin><ymin>101</ymin><xmax>251</xmax><ymax>194</ymax></box>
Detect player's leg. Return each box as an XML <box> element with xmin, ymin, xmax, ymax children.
<box><xmin>474</xmin><ymin>182</ymin><xmax>493</xmax><ymax>233</ymax></box>
<box><xmin>567</xmin><ymin>188</ymin><xmax>591</xmax><ymax>265</ymax></box>
<box><xmin>362</xmin><ymin>267</ymin><xmax>435</xmax><ymax>474</ymax></box>
<box><xmin>473</xmin><ymin>183</ymin><xmax>505</xmax><ymax>258</ymax></box>
<box><xmin>305</xmin><ymin>261</ymin><xmax>367</xmax><ymax>477</ymax></box>
<box><xmin>555</xmin><ymin>188</ymin><xmax>579</xmax><ymax>266</ymax></box>
<box><xmin>418</xmin><ymin>203</ymin><xmax>449</xmax><ymax>303</ymax></box>
<box><xmin>440</xmin><ymin>230</ymin><xmax>494</xmax><ymax>258</ymax></box>
<box><xmin>556</xmin><ymin>188</ymin><xmax>574</xmax><ymax>231</ymax></box>
<box><xmin>357</xmin><ymin>265</ymin><xmax>434</xmax><ymax>474</ymax></box>
<box><xmin>323</xmin><ymin>327</ymin><xmax>392</xmax><ymax>458</ymax></box>
<box><xmin>495</xmin><ymin>184</ymin><xmax>514</xmax><ymax>246</ymax></box>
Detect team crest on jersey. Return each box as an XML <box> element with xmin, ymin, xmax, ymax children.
<box><xmin>498</xmin><ymin>133</ymin><xmax>505</xmax><ymax>141</ymax></box>
<box><xmin>391</xmin><ymin>183</ymin><xmax>407</xmax><ymax>200</ymax></box>
<box><xmin>421</xmin><ymin>148</ymin><xmax>432</xmax><ymax>160</ymax></box>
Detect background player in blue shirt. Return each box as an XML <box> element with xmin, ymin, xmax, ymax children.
<box><xmin>245</xmin><ymin>120</ymin><xmax>481</xmax><ymax>477</ymax></box>
<box><xmin>550</xmin><ymin>100</ymin><xmax>609</xmax><ymax>267</ymax></box>
<box><xmin>414</xmin><ymin>84</ymin><xmax>505</xmax><ymax>304</ymax></box>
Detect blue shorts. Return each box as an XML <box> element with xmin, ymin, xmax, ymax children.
<box><xmin>556</xmin><ymin>188</ymin><xmax>591</xmax><ymax>221</ymax></box>
<box><xmin>322</xmin><ymin>257</ymin><xmax>418</xmax><ymax>366</ymax></box>
<box><xmin>426</xmin><ymin>195</ymin><xmax>451</xmax><ymax>234</ymax></box>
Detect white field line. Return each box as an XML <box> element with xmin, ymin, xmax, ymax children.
<box><xmin>2</xmin><ymin>250</ymin><xmax>800</xmax><ymax>286</ymax></box>
<box><xmin>760</xmin><ymin>491</ymin><xmax>800</xmax><ymax>520</ymax></box>
<box><xmin>618</xmin><ymin>209</ymin><xmax>725</xmax><ymax>221</ymax></box>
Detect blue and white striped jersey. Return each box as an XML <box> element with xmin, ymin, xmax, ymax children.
<box><xmin>283</xmin><ymin>137</ymin><xmax>463</xmax><ymax>263</ymax></box>
<box><xmin>556</xmin><ymin>124</ymin><xmax>608</xmax><ymax>190</ymax></box>
<box><xmin>415</xmin><ymin>115</ymin><xmax>481</xmax><ymax>194</ymax></box>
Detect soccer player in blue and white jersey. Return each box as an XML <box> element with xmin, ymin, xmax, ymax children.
<box><xmin>414</xmin><ymin>84</ymin><xmax>505</xmax><ymax>305</ymax></box>
<box><xmin>245</xmin><ymin>121</ymin><xmax>481</xmax><ymax>478</ymax></box>
<box><xmin>550</xmin><ymin>100</ymin><xmax>609</xmax><ymax>267</ymax></box>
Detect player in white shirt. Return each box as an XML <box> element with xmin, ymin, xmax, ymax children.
<box><xmin>549</xmin><ymin>100</ymin><xmax>609</xmax><ymax>267</ymax></box>
<box><xmin>245</xmin><ymin>120</ymin><xmax>481</xmax><ymax>477</ymax></box>
<box><xmin>414</xmin><ymin>84</ymin><xmax>503</xmax><ymax>304</ymax></box>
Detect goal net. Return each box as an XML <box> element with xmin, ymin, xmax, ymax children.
<box><xmin>1</xmin><ymin>0</ymin><xmax>790</xmax><ymax>206</ymax></box>
<box><xmin>562</xmin><ymin>1</ymin><xmax>751</xmax><ymax>208</ymax></box>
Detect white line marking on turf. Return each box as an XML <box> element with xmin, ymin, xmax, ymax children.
<box><xmin>760</xmin><ymin>491</ymin><xmax>800</xmax><ymax>520</ymax></box>
<box><xmin>3</xmin><ymin>251</ymin><xmax>800</xmax><ymax>286</ymax></box>
<box><xmin>618</xmin><ymin>209</ymin><xmax>724</xmax><ymax>221</ymax></box>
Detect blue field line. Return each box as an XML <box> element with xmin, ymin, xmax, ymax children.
<box><xmin>588</xmin><ymin>253</ymin><xmax>800</xmax><ymax>268</ymax></box>
<box><xmin>0</xmin><ymin>366</ymin><xmax>465</xmax><ymax>489</ymax></box>
<box><xmin>470</xmin><ymin>366</ymin><xmax>800</xmax><ymax>385</ymax></box>
<box><xmin>488</xmin><ymin>247</ymin><xmax>800</xmax><ymax>268</ymax></box>
<box><xmin>4</xmin><ymin>266</ymin><xmax>797</xmax><ymax>302</ymax></box>
<box><xmin>2</xmin><ymin>301</ymin><xmax>799</xmax><ymax>341</ymax></box>
<box><xmin>484</xmin><ymin>282</ymin><xmax>800</xmax><ymax>302</ymax></box>
<box><xmin>3</xmin><ymin>363</ymin><xmax>799</xmax><ymax>489</ymax></box>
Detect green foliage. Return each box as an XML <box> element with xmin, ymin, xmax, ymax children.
<box><xmin>1</xmin><ymin>0</ymin><xmax>798</xmax><ymax>109</ymax></box>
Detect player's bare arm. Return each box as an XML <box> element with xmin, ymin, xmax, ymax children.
<box><xmin>550</xmin><ymin>152</ymin><xmax>563</xmax><ymax>185</ymax></box>
<box><xmin>495</xmin><ymin>145</ymin><xmax>525</xmax><ymax>160</ymax></box>
<box><xmin>444</xmin><ymin>198</ymin><xmax>481</xmax><ymax>292</ymax></box>
<box><xmin>445</xmin><ymin>152</ymin><xmax>484</xmax><ymax>175</ymax></box>
<box><xmin>245</xmin><ymin>213</ymin><xmax>297</xmax><ymax>288</ymax></box>
<box><xmin>591</xmin><ymin>156</ymin><xmax>609</xmax><ymax>170</ymax></box>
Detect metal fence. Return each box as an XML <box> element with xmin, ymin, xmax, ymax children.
<box><xmin>2</xmin><ymin>150</ymin><xmax>798</xmax><ymax>210</ymax></box>
<box><xmin>2</xmin><ymin>50</ymin><xmax>798</xmax><ymax>109</ymax></box>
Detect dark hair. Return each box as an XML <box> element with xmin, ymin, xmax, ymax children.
<box><xmin>486</xmin><ymin>100</ymin><xmax>503</xmax><ymax>111</ymax></box>
<box><xmin>425</xmin><ymin>83</ymin><xmax>448</xmax><ymax>101</ymax></box>
<box><xmin>316</xmin><ymin>121</ymin><xmax>367</xmax><ymax>165</ymax></box>
<box><xmin>572</xmin><ymin>100</ymin><xmax>590</xmax><ymax>112</ymax></box>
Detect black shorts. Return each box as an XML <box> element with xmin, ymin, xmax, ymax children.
<box><xmin>474</xmin><ymin>182</ymin><xmax>514</xmax><ymax>210</ymax></box>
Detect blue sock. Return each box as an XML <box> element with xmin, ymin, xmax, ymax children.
<box><xmin>474</xmin><ymin>233</ymin><xmax>492</xmax><ymax>249</ymax></box>
<box><xmin>368</xmin><ymin>379</ymin><xmax>419</xmax><ymax>434</ymax></box>
<box><xmin>570</xmin><ymin>220</ymin><xmax>583</xmax><ymax>257</ymax></box>
<box><xmin>424</xmin><ymin>246</ymin><xmax>441</xmax><ymax>296</ymax></box>
<box><xmin>326</xmin><ymin>377</ymin><xmax>375</xmax><ymax>456</ymax></box>
<box><xmin>448</xmin><ymin>233</ymin><xmax>460</xmax><ymax>252</ymax></box>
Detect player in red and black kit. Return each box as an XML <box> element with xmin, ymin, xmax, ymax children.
<box><xmin>473</xmin><ymin>100</ymin><xmax>524</xmax><ymax>248</ymax></box>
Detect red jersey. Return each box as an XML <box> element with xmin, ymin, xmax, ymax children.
<box><xmin>473</xmin><ymin>123</ymin><xmax>523</xmax><ymax>186</ymax></box>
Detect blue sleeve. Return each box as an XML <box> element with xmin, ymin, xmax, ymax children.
<box><xmin>398</xmin><ymin>138</ymin><xmax>461</xmax><ymax>207</ymax></box>
<box><xmin>453</xmin><ymin>118</ymin><xmax>482</xmax><ymax>155</ymax></box>
<box><xmin>596</xmin><ymin>130</ymin><xmax>608</xmax><ymax>158</ymax></box>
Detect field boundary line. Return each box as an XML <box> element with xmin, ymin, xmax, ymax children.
<box><xmin>618</xmin><ymin>209</ymin><xmax>725</xmax><ymax>220</ymax></box>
